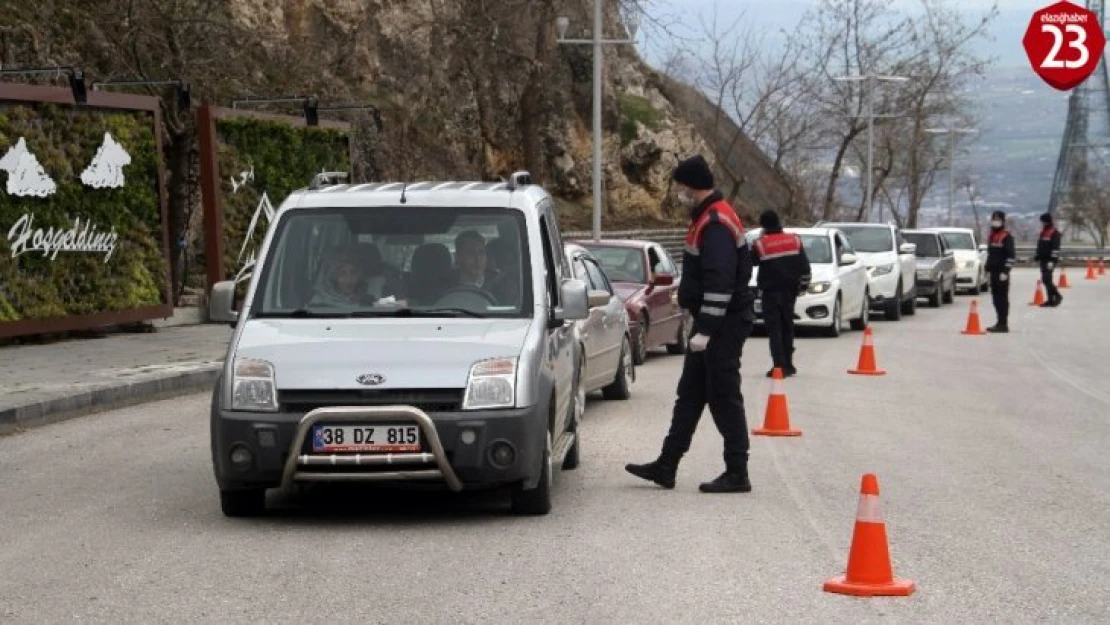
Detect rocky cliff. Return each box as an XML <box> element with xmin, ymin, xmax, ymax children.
<box><xmin>226</xmin><ymin>0</ymin><xmax>794</xmax><ymax>229</ymax></box>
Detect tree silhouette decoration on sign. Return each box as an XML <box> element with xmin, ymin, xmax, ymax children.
<box><xmin>80</xmin><ymin>132</ymin><xmax>132</xmax><ymax>189</ymax></box>
<box><xmin>0</xmin><ymin>137</ymin><xmax>57</xmax><ymax>198</ymax></box>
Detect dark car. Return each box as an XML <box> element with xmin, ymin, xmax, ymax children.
<box><xmin>572</xmin><ymin>239</ymin><xmax>687</xmax><ymax>364</ymax></box>
<box><xmin>902</xmin><ymin>229</ymin><xmax>958</xmax><ymax>307</ymax></box>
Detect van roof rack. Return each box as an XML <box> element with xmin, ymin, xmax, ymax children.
<box><xmin>310</xmin><ymin>171</ymin><xmax>350</xmax><ymax>189</ymax></box>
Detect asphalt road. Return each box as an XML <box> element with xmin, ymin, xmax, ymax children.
<box><xmin>2</xmin><ymin>268</ymin><xmax>1108</xmax><ymax>623</ymax></box>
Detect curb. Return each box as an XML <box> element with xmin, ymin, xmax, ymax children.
<box><xmin>0</xmin><ymin>365</ymin><xmax>222</xmax><ymax>435</ymax></box>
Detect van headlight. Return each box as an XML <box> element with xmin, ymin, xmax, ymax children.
<box><xmin>870</xmin><ymin>263</ymin><xmax>894</xmax><ymax>276</ymax></box>
<box><xmin>963</xmin><ymin>260</ymin><xmax>976</xmax><ymax>269</ymax></box>
<box><xmin>232</xmin><ymin>358</ymin><xmax>278</xmax><ymax>412</ymax></box>
<box><xmin>463</xmin><ymin>358</ymin><xmax>517</xmax><ymax>410</ymax></box>
<box><xmin>807</xmin><ymin>281</ymin><xmax>831</xmax><ymax>294</ymax></box>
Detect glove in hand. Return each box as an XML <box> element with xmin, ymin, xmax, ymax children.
<box><xmin>689</xmin><ymin>333</ymin><xmax>709</xmax><ymax>353</ymax></box>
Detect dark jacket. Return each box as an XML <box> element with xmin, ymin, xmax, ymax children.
<box><xmin>985</xmin><ymin>228</ymin><xmax>1015</xmax><ymax>274</ymax></box>
<box><xmin>753</xmin><ymin>230</ymin><xmax>812</xmax><ymax>293</ymax></box>
<box><xmin>678</xmin><ymin>191</ymin><xmax>754</xmax><ymax>336</ymax></box>
<box><xmin>1033</xmin><ymin>226</ymin><xmax>1061</xmax><ymax>266</ymax></box>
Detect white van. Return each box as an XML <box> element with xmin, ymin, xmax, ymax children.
<box><xmin>207</xmin><ymin>172</ymin><xmax>591</xmax><ymax>517</ymax></box>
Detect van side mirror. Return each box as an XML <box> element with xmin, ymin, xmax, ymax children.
<box><xmin>944</xmin><ymin>249</ymin><xmax>954</xmax><ymax>257</ymax></box>
<box><xmin>209</xmin><ymin>281</ymin><xmax>239</xmax><ymax>327</ymax></box>
<box><xmin>978</xmin><ymin>244</ymin><xmax>987</xmax><ymax>252</ymax></box>
<box><xmin>840</xmin><ymin>252</ymin><xmax>858</xmax><ymax>265</ymax></box>
<box><xmin>899</xmin><ymin>243</ymin><xmax>916</xmax><ymax>254</ymax></box>
<box><xmin>554</xmin><ymin>278</ymin><xmax>589</xmax><ymax>322</ymax></box>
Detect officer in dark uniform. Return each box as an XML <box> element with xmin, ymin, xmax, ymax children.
<box><xmin>985</xmin><ymin>209</ymin><xmax>1016</xmax><ymax>333</ymax></box>
<box><xmin>625</xmin><ymin>155</ymin><xmax>756</xmax><ymax>494</ymax></box>
<box><xmin>752</xmin><ymin>210</ymin><xmax>811</xmax><ymax>377</ymax></box>
<box><xmin>1033</xmin><ymin>212</ymin><xmax>1063</xmax><ymax>307</ymax></box>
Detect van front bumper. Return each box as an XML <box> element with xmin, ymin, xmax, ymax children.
<box><xmin>212</xmin><ymin>403</ymin><xmax>546</xmax><ymax>493</ymax></box>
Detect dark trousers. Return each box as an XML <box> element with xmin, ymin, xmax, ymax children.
<box><xmin>762</xmin><ymin>290</ymin><xmax>796</xmax><ymax>370</ymax></box>
<box><xmin>1040</xmin><ymin>264</ymin><xmax>1061</xmax><ymax>302</ymax></box>
<box><xmin>660</xmin><ymin>315</ymin><xmax>752</xmax><ymax>473</ymax></box>
<box><xmin>989</xmin><ymin>270</ymin><xmax>1010</xmax><ymax>326</ymax></box>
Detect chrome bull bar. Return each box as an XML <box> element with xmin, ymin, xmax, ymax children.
<box><xmin>278</xmin><ymin>405</ymin><xmax>464</xmax><ymax>493</ymax></box>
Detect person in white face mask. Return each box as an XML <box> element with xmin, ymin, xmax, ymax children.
<box><xmin>625</xmin><ymin>154</ymin><xmax>757</xmax><ymax>494</ymax></box>
<box><xmin>984</xmin><ymin>210</ymin><xmax>1016</xmax><ymax>332</ymax></box>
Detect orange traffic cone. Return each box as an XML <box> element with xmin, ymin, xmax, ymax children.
<box><xmin>1099</xmin><ymin>258</ymin><xmax>1106</xmax><ymax>276</ymax></box>
<box><xmin>1059</xmin><ymin>268</ymin><xmax>1070</xmax><ymax>288</ymax></box>
<box><xmin>753</xmin><ymin>368</ymin><xmax>801</xmax><ymax>437</ymax></box>
<box><xmin>1085</xmin><ymin>259</ymin><xmax>1097</xmax><ymax>280</ymax></box>
<box><xmin>961</xmin><ymin>300</ymin><xmax>987</xmax><ymax>335</ymax></box>
<box><xmin>823</xmin><ymin>474</ymin><xmax>916</xmax><ymax>597</ymax></box>
<box><xmin>848</xmin><ymin>326</ymin><xmax>886</xmax><ymax>376</ymax></box>
<box><xmin>1029</xmin><ymin>280</ymin><xmax>1045</xmax><ymax>306</ymax></box>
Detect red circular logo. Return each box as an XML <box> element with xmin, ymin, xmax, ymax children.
<box><xmin>1023</xmin><ymin>1</ymin><xmax>1106</xmax><ymax>91</ymax></box>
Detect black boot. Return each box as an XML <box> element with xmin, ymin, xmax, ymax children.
<box><xmin>986</xmin><ymin>323</ymin><xmax>1009</xmax><ymax>333</ymax></box>
<box><xmin>625</xmin><ymin>458</ymin><xmax>677</xmax><ymax>489</ymax></box>
<box><xmin>699</xmin><ymin>459</ymin><xmax>752</xmax><ymax>493</ymax></box>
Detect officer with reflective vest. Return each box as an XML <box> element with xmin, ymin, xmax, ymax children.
<box><xmin>752</xmin><ymin>209</ymin><xmax>811</xmax><ymax>377</ymax></box>
<box><xmin>985</xmin><ymin>209</ymin><xmax>1016</xmax><ymax>333</ymax></box>
<box><xmin>1033</xmin><ymin>212</ymin><xmax>1063</xmax><ymax>307</ymax></box>
<box><xmin>625</xmin><ymin>154</ymin><xmax>756</xmax><ymax>494</ymax></box>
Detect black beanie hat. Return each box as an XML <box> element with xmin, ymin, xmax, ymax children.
<box><xmin>759</xmin><ymin>209</ymin><xmax>782</xmax><ymax>231</ymax></box>
<box><xmin>1040</xmin><ymin>212</ymin><xmax>1053</xmax><ymax>224</ymax></box>
<box><xmin>673</xmin><ymin>154</ymin><xmax>715</xmax><ymax>191</ymax></box>
<box><xmin>991</xmin><ymin>210</ymin><xmax>1006</xmax><ymax>221</ymax></box>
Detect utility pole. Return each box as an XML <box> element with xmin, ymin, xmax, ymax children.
<box><xmin>925</xmin><ymin>126</ymin><xmax>978</xmax><ymax>226</ymax></box>
<box><xmin>834</xmin><ymin>74</ymin><xmax>909</xmax><ymax>222</ymax></box>
<box><xmin>557</xmin><ymin>2</ymin><xmax>640</xmax><ymax>242</ymax></box>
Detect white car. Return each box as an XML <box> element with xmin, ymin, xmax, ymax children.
<box><xmin>923</xmin><ymin>227</ymin><xmax>988</xmax><ymax>294</ymax></box>
<box><xmin>746</xmin><ymin>227</ymin><xmax>871</xmax><ymax>337</ymax></box>
<box><xmin>817</xmin><ymin>221</ymin><xmax>918</xmax><ymax>320</ymax></box>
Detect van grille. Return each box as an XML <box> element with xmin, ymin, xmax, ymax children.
<box><xmin>279</xmin><ymin>389</ymin><xmax>464</xmax><ymax>414</ymax></box>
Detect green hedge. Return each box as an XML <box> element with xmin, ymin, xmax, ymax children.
<box><xmin>0</xmin><ymin>103</ymin><xmax>166</xmax><ymax>323</ymax></box>
<box><xmin>214</xmin><ymin>117</ymin><xmax>350</xmax><ymax>284</ymax></box>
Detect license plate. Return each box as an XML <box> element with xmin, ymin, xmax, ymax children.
<box><xmin>312</xmin><ymin>424</ymin><xmax>421</xmax><ymax>453</ymax></box>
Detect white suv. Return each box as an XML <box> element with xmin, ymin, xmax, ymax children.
<box><xmin>207</xmin><ymin>171</ymin><xmax>592</xmax><ymax>517</ymax></box>
<box><xmin>817</xmin><ymin>222</ymin><xmax>918</xmax><ymax>320</ymax></box>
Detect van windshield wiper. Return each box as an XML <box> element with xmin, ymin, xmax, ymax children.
<box><xmin>259</xmin><ymin>308</ymin><xmax>350</xmax><ymax>318</ymax></box>
<box><xmin>371</xmin><ymin>307</ymin><xmax>487</xmax><ymax>318</ymax></box>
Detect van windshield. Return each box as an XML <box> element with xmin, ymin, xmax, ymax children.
<box><xmin>831</xmin><ymin>225</ymin><xmax>893</xmax><ymax>253</ymax></box>
<box><xmin>250</xmin><ymin>207</ymin><xmax>532</xmax><ymax>319</ymax></box>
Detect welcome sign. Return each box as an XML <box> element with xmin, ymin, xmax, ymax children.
<box><xmin>0</xmin><ymin>86</ymin><xmax>172</xmax><ymax>338</ymax></box>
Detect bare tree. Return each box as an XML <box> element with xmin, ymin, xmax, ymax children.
<box><xmin>791</xmin><ymin>0</ymin><xmax>916</xmax><ymax>220</ymax></box>
<box><xmin>887</xmin><ymin>0</ymin><xmax>997</xmax><ymax>227</ymax></box>
<box><xmin>657</xmin><ymin>3</ymin><xmax>799</xmax><ymax>206</ymax></box>
<box><xmin>1065</xmin><ymin>173</ymin><xmax>1110</xmax><ymax>248</ymax></box>
<box><xmin>957</xmin><ymin>174</ymin><xmax>983</xmax><ymax>236</ymax></box>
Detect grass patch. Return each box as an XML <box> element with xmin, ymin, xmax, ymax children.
<box><xmin>619</xmin><ymin>93</ymin><xmax>664</xmax><ymax>146</ymax></box>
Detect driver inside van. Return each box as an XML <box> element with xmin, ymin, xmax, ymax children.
<box><xmin>453</xmin><ymin>230</ymin><xmax>497</xmax><ymax>288</ymax></box>
<box><xmin>313</xmin><ymin>247</ymin><xmax>376</xmax><ymax>307</ymax></box>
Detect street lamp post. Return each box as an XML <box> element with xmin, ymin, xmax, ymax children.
<box><xmin>833</xmin><ymin>74</ymin><xmax>909</xmax><ymax>222</ymax></box>
<box><xmin>925</xmin><ymin>126</ymin><xmax>978</xmax><ymax>226</ymax></box>
<box><xmin>557</xmin><ymin>2</ymin><xmax>641</xmax><ymax>242</ymax></box>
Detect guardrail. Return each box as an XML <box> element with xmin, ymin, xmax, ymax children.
<box><xmin>564</xmin><ymin>228</ymin><xmax>1107</xmax><ymax>266</ymax></box>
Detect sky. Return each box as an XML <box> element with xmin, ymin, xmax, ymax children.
<box><xmin>637</xmin><ymin>0</ymin><xmax>1069</xmax><ymax>71</ymax></box>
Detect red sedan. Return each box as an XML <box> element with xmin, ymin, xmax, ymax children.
<box><xmin>572</xmin><ymin>239</ymin><xmax>688</xmax><ymax>364</ymax></box>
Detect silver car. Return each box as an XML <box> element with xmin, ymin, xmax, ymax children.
<box><xmin>207</xmin><ymin>171</ymin><xmax>589</xmax><ymax>517</ymax></box>
<box><xmin>564</xmin><ymin>243</ymin><xmax>635</xmax><ymax>402</ymax></box>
